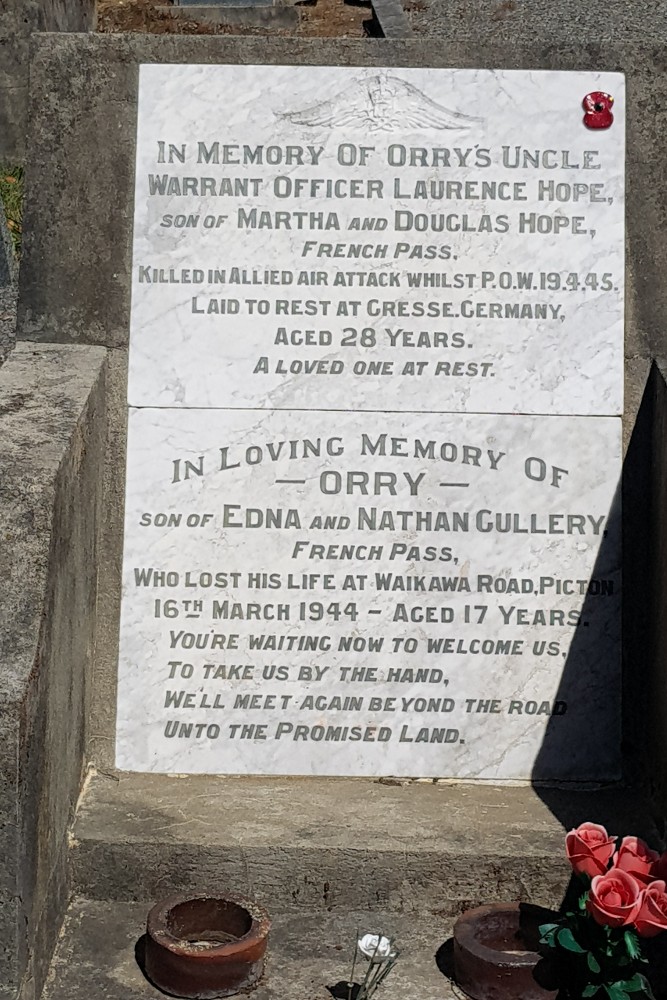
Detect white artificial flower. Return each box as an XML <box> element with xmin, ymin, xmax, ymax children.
<box><xmin>357</xmin><ymin>934</ymin><xmax>396</xmax><ymax>962</ymax></box>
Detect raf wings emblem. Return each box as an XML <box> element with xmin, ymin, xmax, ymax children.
<box><xmin>278</xmin><ymin>73</ymin><xmax>483</xmax><ymax>132</ymax></box>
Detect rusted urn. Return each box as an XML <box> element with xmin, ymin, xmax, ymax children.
<box><xmin>145</xmin><ymin>893</ymin><xmax>271</xmax><ymax>999</ymax></box>
<box><xmin>453</xmin><ymin>903</ymin><xmax>559</xmax><ymax>1000</ymax></box>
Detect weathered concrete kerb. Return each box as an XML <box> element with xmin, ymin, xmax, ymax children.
<box><xmin>0</xmin><ymin>343</ymin><xmax>107</xmax><ymax>1000</ymax></box>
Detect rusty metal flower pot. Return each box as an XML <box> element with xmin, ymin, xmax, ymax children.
<box><xmin>145</xmin><ymin>893</ymin><xmax>271</xmax><ymax>999</ymax></box>
<box><xmin>453</xmin><ymin>903</ymin><xmax>559</xmax><ymax>1000</ymax></box>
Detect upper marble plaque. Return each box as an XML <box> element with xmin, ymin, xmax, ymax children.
<box><xmin>129</xmin><ymin>66</ymin><xmax>625</xmax><ymax>416</ymax></box>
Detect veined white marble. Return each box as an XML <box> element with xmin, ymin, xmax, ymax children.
<box><xmin>128</xmin><ymin>65</ymin><xmax>624</xmax><ymax>416</ymax></box>
<box><xmin>116</xmin><ymin>408</ymin><xmax>621</xmax><ymax>779</ymax></box>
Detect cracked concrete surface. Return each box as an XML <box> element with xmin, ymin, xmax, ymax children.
<box><xmin>43</xmin><ymin>899</ymin><xmax>463</xmax><ymax>1000</ymax></box>
<box><xmin>70</xmin><ymin>773</ymin><xmax>658</xmax><ymax>916</ymax></box>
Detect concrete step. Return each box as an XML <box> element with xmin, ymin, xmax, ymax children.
<box><xmin>41</xmin><ymin>898</ymin><xmax>459</xmax><ymax>1000</ymax></box>
<box><xmin>70</xmin><ymin>773</ymin><xmax>659</xmax><ymax>914</ymax></box>
<box><xmin>367</xmin><ymin>0</ymin><xmax>413</xmax><ymax>36</ymax></box>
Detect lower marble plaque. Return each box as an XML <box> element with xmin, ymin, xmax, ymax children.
<box><xmin>116</xmin><ymin>408</ymin><xmax>621</xmax><ymax>779</ymax></box>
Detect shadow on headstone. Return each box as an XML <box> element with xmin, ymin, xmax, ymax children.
<box><xmin>531</xmin><ymin>377</ymin><xmax>654</xmax><ymax>840</ymax></box>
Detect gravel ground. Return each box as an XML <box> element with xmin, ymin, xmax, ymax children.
<box><xmin>97</xmin><ymin>0</ymin><xmax>373</xmax><ymax>36</ymax></box>
<box><xmin>405</xmin><ymin>0</ymin><xmax>519</xmax><ymax>35</ymax></box>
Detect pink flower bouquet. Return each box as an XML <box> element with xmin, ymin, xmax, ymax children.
<box><xmin>540</xmin><ymin>823</ymin><xmax>667</xmax><ymax>1000</ymax></box>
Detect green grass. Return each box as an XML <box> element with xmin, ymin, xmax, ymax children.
<box><xmin>0</xmin><ymin>165</ymin><xmax>24</xmax><ymax>259</ymax></box>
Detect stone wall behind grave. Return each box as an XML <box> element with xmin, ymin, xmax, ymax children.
<box><xmin>14</xmin><ymin>33</ymin><xmax>660</xmax><ymax>791</ymax></box>
<box><xmin>0</xmin><ymin>0</ymin><xmax>95</xmax><ymax>162</ymax></box>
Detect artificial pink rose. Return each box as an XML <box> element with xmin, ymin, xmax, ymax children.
<box><xmin>614</xmin><ymin>837</ymin><xmax>660</xmax><ymax>885</ymax></box>
<box><xmin>565</xmin><ymin>822</ymin><xmax>616</xmax><ymax>878</ymax></box>
<box><xmin>587</xmin><ymin>868</ymin><xmax>642</xmax><ymax>927</ymax></box>
<box><xmin>635</xmin><ymin>880</ymin><xmax>667</xmax><ymax>937</ymax></box>
<box><xmin>651</xmin><ymin>851</ymin><xmax>667</xmax><ymax>882</ymax></box>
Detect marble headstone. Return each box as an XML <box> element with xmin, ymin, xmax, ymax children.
<box><xmin>117</xmin><ymin>408</ymin><xmax>621</xmax><ymax>778</ymax></box>
<box><xmin>129</xmin><ymin>66</ymin><xmax>624</xmax><ymax>415</ymax></box>
<box><xmin>117</xmin><ymin>65</ymin><xmax>625</xmax><ymax>779</ymax></box>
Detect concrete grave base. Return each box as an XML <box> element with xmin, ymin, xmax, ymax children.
<box><xmin>11</xmin><ymin>25</ymin><xmax>667</xmax><ymax>1000</ymax></box>
<box><xmin>42</xmin><ymin>900</ymin><xmax>460</xmax><ymax>1000</ymax></box>
<box><xmin>38</xmin><ymin>774</ymin><xmax>659</xmax><ymax>999</ymax></box>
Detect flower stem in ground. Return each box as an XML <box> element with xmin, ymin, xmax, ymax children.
<box><xmin>356</xmin><ymin>938</ymin><xmax>398</xmax><ymax>1000</ymax></box>
<box><xmin>347</xmin><ymin>930</ymin><xmax>359</xmax><ymax>1000</ymax></box>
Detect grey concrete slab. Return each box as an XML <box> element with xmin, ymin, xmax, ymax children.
<box><xmin>0</xmin><ymin>0</ymin><xmax>95</xmax><ymax>162</ymax></box>
<box><xmin>370</xmin><ymin>0</ymin><xmax>413</xmax><ymax>38</ymax></box>
<box><xmin>84</xmin><ymin>350</ymin><xmax>127</xmax><ymax>782</ymax></box>
<box><xmin>70</xmin><ymin>772</ymin><xmax>658</xmax><ymax>914</ymax></box>
<box><xmin>41</xmin><ymin>898</ymin><xmax>463</xmax><ymax>1000</ymax></box>
<box><xmin>0</xmin><ymin>343</ymin><xmax>108</xmax><ymax>999</ymax></box>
